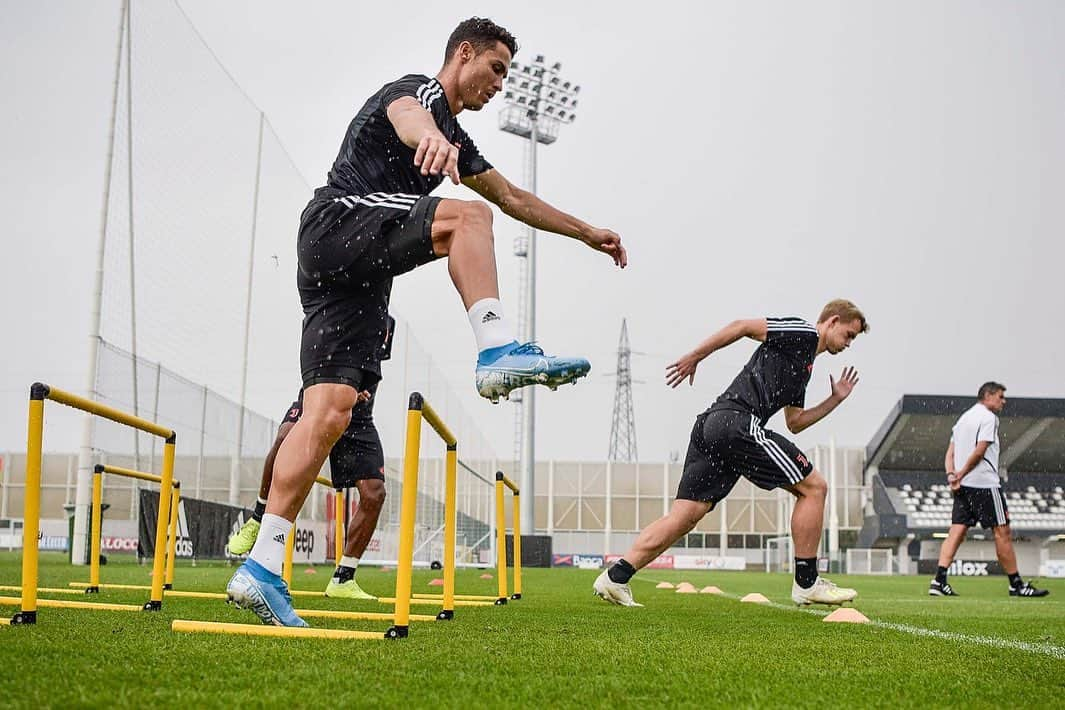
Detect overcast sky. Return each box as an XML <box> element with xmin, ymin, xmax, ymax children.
<box><xmin>2</xmin><ymin>0</ymin><xmax>1064</xmax><ymax>463</ymax></box>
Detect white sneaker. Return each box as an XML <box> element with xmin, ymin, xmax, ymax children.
<box><xmin>791</xmin><ymin>577</ymin><xmax>857</xmax><ymax>606</ymax></box>
<box><xmin>593</xmin><ymin>570</ymin><xmax>644</xmax><ymax>607</ymax></box>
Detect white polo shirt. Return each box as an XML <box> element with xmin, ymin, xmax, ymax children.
<box><xmin>951</xmin><ymin>403</ymin><xmax>1000</xmax><ymax>488</ymax></box>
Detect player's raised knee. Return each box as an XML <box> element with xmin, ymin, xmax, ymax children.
<box><xmin>458</xmin><ymin>200</ymin><xmax>493</xmax><ymax>235</ymax></box>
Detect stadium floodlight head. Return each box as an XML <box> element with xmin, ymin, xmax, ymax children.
<box><xmin>499</xmin><ymin>52</ymin><xmax>580</xmax><ymax>144</ymax></box>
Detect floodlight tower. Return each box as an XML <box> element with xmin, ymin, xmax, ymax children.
<box><xmin>498</xmin><ymin>54</ymin><xmax>580</xmax><ymax>532</ymax></box>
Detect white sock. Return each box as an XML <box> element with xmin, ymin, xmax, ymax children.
<box><xmin>339</xmin><ymin>555</ymin><xmax>360</xmax><ymax>570</ymax></box>
<box><xmin>468</xmin><ymin>298</ymin><xmax>516</xmax><ymax>352</ymax></box>
<box><xmin>248</xmin><ymin>513</ymin><xmax>292</xmax><ymax>577</ymax></box>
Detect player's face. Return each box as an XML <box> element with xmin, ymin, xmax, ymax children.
<box><xmin>458</xmin><ymin>41</ymin><xmax>511</xmax><ymax>111</ymax></box>
<box><xmin>826</xmin><ymin>317</ymin><xmax>863</xmax><ymax>354</ymax></box>
<box><xmin>983</xmin><ymin>389</ymin><xmax>1007</xmax><ymax>413</ymax></box>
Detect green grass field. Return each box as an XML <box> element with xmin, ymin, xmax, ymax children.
<box><xmin>1</xmin><ymin>552</ymin><xmax>1062</xmax><ymax>708</ymax></box>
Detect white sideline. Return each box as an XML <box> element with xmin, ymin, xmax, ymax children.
<box><xmin>632</xmin><ymin>577</ymin><xmax>1065</xmax><ymax>661</ymax></box>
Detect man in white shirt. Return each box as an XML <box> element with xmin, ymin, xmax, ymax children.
<box><xmin>929</xmin><ymin>382</ymin><xmax>1048</xmax><ymax>598</ymax></box>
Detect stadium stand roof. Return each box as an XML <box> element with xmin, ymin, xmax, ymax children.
<box><xmin>866</xmin><ymin>395</ymin><xmax>1065</xmax><ymax>474</ymax></box>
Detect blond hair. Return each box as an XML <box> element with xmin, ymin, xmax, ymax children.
<box><xmin>817</xmin><ymin>299</ymin><xmax>869</xmax><ymax>333</ymax></box>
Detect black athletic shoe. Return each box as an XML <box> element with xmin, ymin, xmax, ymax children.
<box><xmin>1009</xmin><ymin>582</ymin><xmax>1049</xmax><ymax>598</ymax></box>
<box><xmin>928</xmin><ymin>580</ymin><xmax>958</xmax><ymax>596</ymax></box>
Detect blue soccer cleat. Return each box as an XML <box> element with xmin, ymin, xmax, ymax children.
<box><xmin>475</xmin><ymin>341</ymin><xmax>591</xmax><ymax>403</ymax></box>
<box><xmin>226</xmin><ymin>559</ymin><xmax>308</xmax><ymax>627</ymax></box>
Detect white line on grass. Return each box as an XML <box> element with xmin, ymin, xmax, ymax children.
<box><xmin>631</xmin><ymin>576</ymin><xmax>1065</xmax><ymax>661</ymax></box>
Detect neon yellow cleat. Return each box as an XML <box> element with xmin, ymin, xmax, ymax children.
<box><xmin>324</xmin><ymin>578</ymin><xmax>377</xmax><ymax>601</ymax></box>
<box><xmin>226</xmin><ymin>518</ymin><xmax>261</xmax><ymax>556</ymax></box>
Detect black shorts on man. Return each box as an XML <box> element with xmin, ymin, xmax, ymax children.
<box><xmin>297</xmin><ymin>74</ymin><xmax>492</xmax><ymax>389</ymax></box>
<box><xmin>952</xmin><ymin>486</ymin><xmax>1009</xmax><ymax>529</ymax></box>
<box><xmin>676</xmin><ymin>317</ymin><xmax>819</xmax><ymax>505</ymax></box>
<box><xmin>677</xmin><ymin>409</ymin><xmax>814</xmax><ymax>505</ymax></box>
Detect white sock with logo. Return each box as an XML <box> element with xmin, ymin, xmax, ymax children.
<box><xmin>248</xmin><ymin>513</ymin><xmax>292</xmax><ymax>577</ymax></box>
<box><xmin>468</xmin><ymin>298</ymin><xmax>516</xmax><ymax>353</ymax></box>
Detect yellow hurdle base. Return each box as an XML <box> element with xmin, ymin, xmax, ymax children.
<box><xmin>296</xmin><ymin>608</ymin><xmax>436</xmax><ymax>623</ymax></box>
<box><xmin>0</xmin><ymin>596</ymin><xmax>143</xmax><ymax>612</ymax></box>
<box><xmin>160</xmin><ymin>590</ymin><xmax>228</xmax><ymax>600</ymax></box>
<box><xmin>172</xmin><ymin>619</ymin><xmax>385</xmax><ymax>640</ymax></box>
<box><xmin>0</xmin><ymin>585</ymin><xmax>88</xmax><ymax>596</ymax></box>
<box><xmin>68</xmin><ymin>583</ymin><xmax>227</xmax><ymax>600</ymax></box>
<box><xmin>69</xmin><ymin>582</ymin><xmax>151</xmax><ymax>591</ymax></box>
<box><xmin>376</xmin><ymin>597</ymin><xmax>496</xmax><ymax>607</ymax></box>
<box><xmin>412</xmin><ymin>593</ymin><xmax>499</xmax><ymax>601</ymax></box>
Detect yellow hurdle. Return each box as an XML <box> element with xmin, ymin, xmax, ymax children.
<box><xmin>386</xmin><ymin>393</ymin><xmax>461</xmax><ymax>639</ymax></box>
<box><xmin>87</xmin><ymin>464</ymin><xmax>181</xmax><ymax>596</ymax></box>
<box><xmin>10</xmin><ymin>383</ymin><xmax>176</xmax><ymax>625</ymax></box>
<box><xmin>164</xmin><ymin>482</ymin><xmax>181</xmax><ymax>590</ymax></box>
<box><xmin>494</xmin><ymin>472</ymin><xmax>523</xmax><ymax>603</ymax></box>
<box><xmin>0</xmin><ymin>596</ymin><xmax>143</xmax><ymax>612</ymax></box>
<box><xmin>171</xmin><ymin>619</ymin><xmax>385</xmax><ymax>641</ymax></box>
<box><xmin>281</xmin><ymin>476</ymin><xmax>348</xmax><ymax>584</ymax></box>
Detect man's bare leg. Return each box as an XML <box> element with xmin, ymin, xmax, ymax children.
<box><xmin>937</xmin><ymin>524</ymin><xmax>968</xmax><ymax>569</ymax></box>
<box><xmin>345</xmin><ymin>479</ymin><xmax>386</xmax><ymax>559</ymax></box>
<box><xmin>243</xmin><ymin>383</ymin><xmax>356</xmax><ymax>577</ymax></box>
<box><xmin>430</xmin><ymin>198</ymin><xmax>591</xmax><ymax>401</ymax></box>
<box><xmin>993</xmin><ymin>524</ymin><xmax>1021</xmax><ymax>582</ymax></box>
<box><xmin>431</xmin><ymin>199</ymin><xmax>499</xmax><ymax>309</ymax></box>
<box><xmin>619</xmin><ymin>500</ymin><xmax>711</xmax><ymax>570</ymax></box>
<box><xmin>788</xmin><ymin>471</ymin><xmax>828</xmax><ymax>559</ymax></box>
<box><xmin>326</xmin><ymin>479</ymin><xmax>387</xmax><ymax>599</ymax></box>
<box><xmin>595</xmin><ymin>499</ymin><xmax>710</xmax><ymax>606</ymax></box>
<box><xmin>786</xmin><ymin>471</ymin><xmax>857</xmax><ymax>604</ymax></box>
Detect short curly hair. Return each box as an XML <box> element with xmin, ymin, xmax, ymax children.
<box><xmin>445</xmin><ymin>17</ymin><xmax>518</xmax><ymax>63</ymax></box>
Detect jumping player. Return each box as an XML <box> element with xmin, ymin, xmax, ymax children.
<box><xmin>228</xmin><ymin>17</ymin><xmax>625</xmax><ymax>626</ymax></box>
<box><xmin>227</xmin><ymin>318</ymin><xmax>397</xmax><ymax>601</ymax></box>
<box><xmin>595</xmin><ymin>300</ymin><xmax>868</xmax><ymax>607</ymax></box>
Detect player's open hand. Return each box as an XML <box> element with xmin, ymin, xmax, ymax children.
<box><xmin>582</xmin><ymin>227</ymin><xmax>627</xmax><ymax>268</ymax></box>
<box><xmin>830</xmin><ymin>366</ymin><xmax>860</xmax><ymax>401</ymax></box>
<box><xmin>414</xmin><ymin>134</ymin><xmax>461</xmax><ymax>185</ymax></box>
<box><xmin>666</xmin><ymin>352</ymin><xmax>702</xmax><ymax>388</ymax></box>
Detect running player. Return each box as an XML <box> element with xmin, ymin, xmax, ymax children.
<box><xmin>595</xmin><ymin>300</ymin><xmax>868</xmax><ymax>607</ymax></box>
<box><xmin>228</xmin><ymin>18</ymin><xmax>625</xmax><ymax>626</ymax></box>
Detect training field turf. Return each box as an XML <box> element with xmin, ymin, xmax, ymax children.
<box><xmin>1</xmin><ymin>553</ymin><xmax>1062</xmax><ymax>708</ymax></box>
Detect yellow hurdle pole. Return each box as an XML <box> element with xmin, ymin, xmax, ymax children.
<box><xmin>494</xmin><ymin>472</ymin><xmax>508</xmax><ymax>605</ymax></box>
<box><xmin>13</xmin><ymin>388</ymin><xmax>46</xmax><ymax>624</ymax></box>
<box><xmin>439</xmin><ymin>444</ymin><xmax>457</xmax><ymax>621</ymax></box>
<box><xmin>512</xmin><ymin>489</ymin><xmax>522</xmax><ymax>600</ymax></box>
<box><xmin>164</xmin><ymin>482</ymin><xmax>180</xmax><ymax>590</ymax></box>
<box><xmin>44</xmin><ymin>385</ymin><xmax>173</xmax><ymax>438</ymax></box>
<box><xmin>88</xmin><ymin>470</ymin><xmax>103</xmax><ymax>593</ymax></box>
<box><xmin>386</xmin><ymin>395</ymin><xmax>424</xmax><ymax>639</ymax></box>
<box><xmin>282</xmin><ymin>522</ymin><xmax>296</xmax><ymax>586</ymax></box>
<box><xmin>99</xmin><ymin>464</ymin><xmax>163</xmax><ymax>484</ymax></box>
<box><xmin>146</xmin><ymin>439</ymin><xmax>176</xmax><ymax>610</ymax></box>
<box><xmin>334</xmin><ymin>490</ymin><xmax>344</xmax><ymax>565</ymax></box>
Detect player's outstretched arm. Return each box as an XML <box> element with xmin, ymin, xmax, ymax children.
<box><xmin>666</xmin><ymin>319</ymin><xmax>768</xmax><ymax>388</ymax></box>
<box><xmin>783</xmin><ymin>366</ymin><xmax>860</xmax><ymax>434</ymax></box>
<box><xmin>462</xmin><ymin>169</ymin><xmax>626</xmax><ymax>268</ymax></box>
<box><xmin>387</xmin><ymin>97</ymin><xmax>461</xmax><ymax>184</ymax></box>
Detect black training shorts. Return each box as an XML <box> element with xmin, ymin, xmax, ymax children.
<box><xmin>676</xmin><ymin>408</ymin><xmax>814</xmax><ymax>505</ymax></box>
<box><xmin>952</xmin><ymin>486</ymin><xmax>1010</xmax><ymax>529</ymax></box>
<box><xmin>297</xmin><ymin>188</ymin><xmax>441</xmax><ymax>388</ymax></box>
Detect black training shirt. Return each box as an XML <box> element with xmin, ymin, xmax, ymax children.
<box><xmin>710</xmin><ymin>317</ymin><xmax>819</xmax><ymax>425</ymax></box>
<box><xmin>321</xmin><ymin>75</ymin><xmax>492</xmax><ymax>198</ymax></box>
